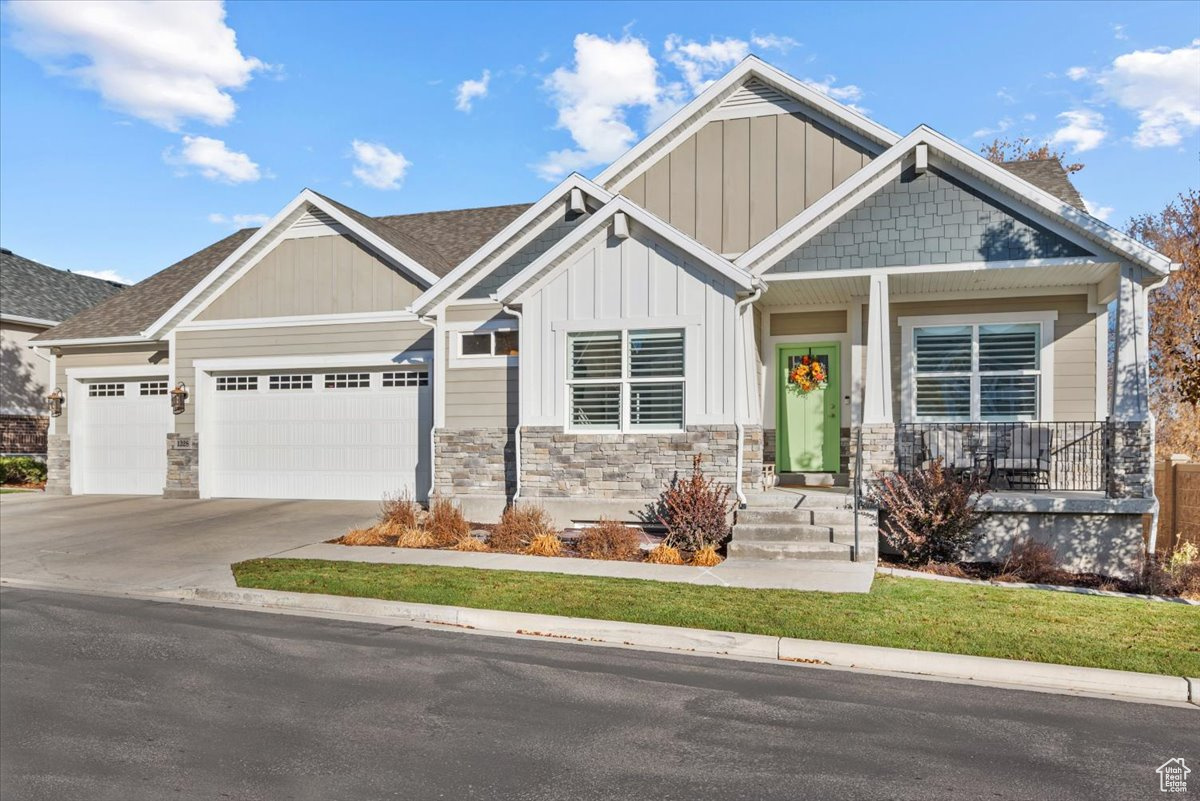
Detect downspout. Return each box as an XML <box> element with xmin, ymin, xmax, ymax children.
<box><xmin>417</xmin><ymin>314</ymin><xmax>438</xmax><ymax>501</ymax></box>
<box><xmin>733</xmin><ymin>281</ymin><xmax>765</xmax><ymax>507</ymax></box>
<box><xmin>501</xmin><ymin>303</ymin><xmax>524</xmax><ymax>505</ymax></box>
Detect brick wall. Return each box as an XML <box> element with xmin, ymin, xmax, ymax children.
<box><xmin>0</xmin><ymin>414</ymin><xmax>48</xmax><ymax>455</ymax></box>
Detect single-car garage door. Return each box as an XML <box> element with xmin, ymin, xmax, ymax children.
<box><xmin>204</xmin><ymin>366</ymin><xmax>431</xmax><ymax>501</ymax></box>
<box><xmin>73</xmin><ymin>377</ymin><xmax>172</xmax><ymax>495</ymax></box>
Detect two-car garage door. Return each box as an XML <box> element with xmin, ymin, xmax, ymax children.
<box><xmin>203</xmin><ymin>366</ymin><xmax>431</xmax><ymax>501</ymax></box>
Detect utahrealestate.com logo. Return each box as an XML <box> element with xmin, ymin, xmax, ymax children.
<box><xmin>1158</xmin><ymin>758</ymin><xmax>1190</xmax><ymax>793</ymax></box>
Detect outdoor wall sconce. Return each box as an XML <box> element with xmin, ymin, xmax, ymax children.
<box><xmin>46</xmin><ymin>387</ymin><xmax>64</xmax><ymax>418</ymax></box>
<box><xmin>170</xmin><ymin>382</ymin><xmax>188</xmax><ymax>415</ymax></box>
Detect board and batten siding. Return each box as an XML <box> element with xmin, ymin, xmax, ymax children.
<box><xmin>442</xmin><ymin>303</ymin><xmax>518</xmax><ymax>429</ymax></box>
<box><xmin>196</xmin><ymin>234</ymin><xmax>423</xmax><ymax>321</ymax></box>
<box><xmin>621</xmin><ymin>113</ymin><xmax>871</xmax><ymax>257</ymax></box>
<box><xmin>173</xmin><ymin>321</ymin><xmax>432</xmax><ymax>434</ymax></box>
<box><xmin>519</xmin><ymin>224</ymin><xmax>739</xmax><ymax>427</ymax></box>
<box><xmin>888</xmin><ymin>294</ymin><xmax>1098</xmax><ymax>422</ymax></box>
<box><xmin>54</xmin><ymin>343</ymin><xmax>169</xmax><ymax>429</ymax></box>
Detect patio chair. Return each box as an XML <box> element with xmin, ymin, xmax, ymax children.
<box><xmin>921</xmin><ymin>429</ymin><xmax>972</xmax><ymax>473</ymax></box>
<box><xmin>995</xmin><ymin>426</ymin><xmax>1052</xmax><ymax>491</ymax></box>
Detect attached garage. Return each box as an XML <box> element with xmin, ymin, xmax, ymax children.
<box><xmin>71</xmin><ymin>376</ymin><xmax>172</xmax><ymax>495</ymax></box>
<box><xmin>199</xmin><ymin>363</ymin><xmax>431</xmax><ymax>502</ymax></box>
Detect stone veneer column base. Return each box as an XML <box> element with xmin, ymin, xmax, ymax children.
<box><xmin>1105</xmin><ymin>419</ymin><xmax>1153</xmax><ymax>499</ymax></box>
<box><xmin>44</xmin><ymin>433</ymin><xmax>71</xmax><ymax>495</ymax></box>
<box><xmin>433</xmin><ymin>428</ymin><xmax>514</xmax><ymax>499</ymax></box>
<box><xmin>164</xmin><ymin>433</ymin><xmax>200</xmax><ymax>499</ymax></box>
<box><xmin>850</xmin><ymin>423</ymin><xmax>896</xmax><ymax>485</ymax></box>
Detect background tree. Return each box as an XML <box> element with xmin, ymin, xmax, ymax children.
<box><xmin>1126</xmin><ymin>189</ymin><xmax>1200</xmax><ymax>456</ymax></box>
<box><xmin>980</xmin><ymin>137</ymin><xmax>1084</xmax><ymax>174</ymax></box>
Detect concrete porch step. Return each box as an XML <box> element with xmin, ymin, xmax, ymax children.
<box><xmin>737</xmin><ymin>507</ymin><xmax>872</xmax><ymax>527</ymax></box>
<box><xmin>727</xmin><ymin>540</ymin><xmax>855</xmax><ymax>561</ymax></box>
<box><xmin>742</xmin><ymin>490</ymin><xmax>851</xmax><ymax>510</ymax></box>
<box><xmin>731</xmin><ymin>523</ymin><xmax>845</xmax><ymax>543</ymax></box>
<box><xmin>777</xmin><ymin>472</ymin><xmax>850</xmax><ymax>488</ymax></box>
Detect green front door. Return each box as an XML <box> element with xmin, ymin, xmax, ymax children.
<box><xmin>777</xmin><ymin>343</ymin><xmax>840</xmax><ymax>472</ymax></box>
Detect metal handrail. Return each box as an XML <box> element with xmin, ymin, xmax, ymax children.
<box><xmin>852</xmin><ymin>425</ymin><xmax>863</xmax><ymax>562</ymax></box>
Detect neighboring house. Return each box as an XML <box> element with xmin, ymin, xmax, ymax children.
<box><xmin>0</xmin><ymin>248</ymin><xmax>124</xmax><ymax>456</ymax></box>
<box><xmin>30</xmin><ymin>57</ymin><xmax>1176</xmax><ymax>577</ymax></box>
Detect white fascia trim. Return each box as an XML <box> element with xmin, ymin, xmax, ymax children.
<box><xmin>410</xmin><ymin>173</ymin><xmax>613</xmax><ymax>316</ymax></box>
<box><xmin>0</xmin><ymin>314</ymin><xmax>57</xmax><ymax>327</ymax></box>
<box><xmin>739</xmin><ymin>125</ymin><xmax>1174</xmax><ymax>277</ymax></box>
<box><xmin>494</xmin><ymin>197</ymin><xmax>756</xmax><ymax>304</ymax></box>
<box><xmin>65</xmin><ymin>365</ymin><xmax>169</xmax><ymax>379</ymax></box>
<box><xmin>595</xmin><ymin>56</ymin><xmax>900</xmax><ymax>190</ymax></box>
<box><xmin>897</xmin><ymin>310</ymin><xmax>1057</xmax><ymax>423</ymax></box>
<box><xmin>192</xmin><ymin>351</ymin><xmax>433</xmax><ymax>373</ymax></box>
<box><xmin>177</xmin><ymin>310</ymin><xmax>419</xmax><ymax>332</ymax></box>
<box><xmin>32</xmin><ymin>335</ymin><xmax>154</xmax><ymax>347</ymax></box>
<box><xmin>762</xmin><ymin>257</ymin><xmax>1109</xmax><ymax>283</ymax></box>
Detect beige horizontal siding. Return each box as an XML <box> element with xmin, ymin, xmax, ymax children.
<box><xmin>54</xmin><ymin>343</ymin><xmax>169</xmax><ymax>429</ymax></box>
<box><xmin>197</xmin><ymin>234</ymin><xmax>423</xmax><ymax>320</ymax></box>
<box><xmin>174</xmin><ymin>321</ymin><xmax>431</xmax><ymax>434</ymax></box>
<box><xmin>770</xmin><ymin>309</ymin><xmax>848</xmax><ymax>336</ymax></box>
<box><xmin>445</xmin><ymin>364</ymin><xmax>517</xmax><ymax>428</ymax></box>
<box><xmin>444</xmin><ymin>303</ymin><xmax>516</xmax><ymax>324</ymax></box>
<box><xmin>888</xmin><ymin>294</ymin><xmax>1097</xmax><ymax>422</ymax></box>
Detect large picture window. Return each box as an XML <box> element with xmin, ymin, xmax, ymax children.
<box><xmin>913</xmin><ymin>322</ymin><xmax>1041</xmax><ymax>421</ymax></box>
<box><xmin>568</xmin><ymin>329</ymin><xmax>685</xmax><ymax>431</ymax></box>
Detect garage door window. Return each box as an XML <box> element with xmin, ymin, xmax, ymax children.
<box><xmin>269</xmin><ymin>375</ymin><xmax>313</xmax><ymax>391</ymax></box>
<box><xmin>140</xmin><ymin>381</ymin><xmax>169</xmax><ymax>396</ymax></box>
<box><xmin>216</xmin><ymin>376</ymin><xmax>258</xmax><ymax>391</ymax></box>
<box><xmin>382</xmin><ymin>370</ymin><xmax>428</xmax><ymax>387</ymax></box>
<box><xmin>89</xmin><ymin>383</ymin><xmax>125</xmax><ymax>397</ymax></box>
<box><xmin>324</xmin><ymin>373</ymin><xmax>370</xmax><ymax>389</ymax></box>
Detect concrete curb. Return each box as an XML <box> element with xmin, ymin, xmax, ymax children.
<box><xmin>193</xmin><ymin>586</ymin><xmax>1198</xmax><ymax>706</ymax></box>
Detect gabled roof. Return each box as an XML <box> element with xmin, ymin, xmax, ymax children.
<box><xmin>494</xmin><ymin>196</ymin><xmax>758</xmax><ymax>304</ymax></box>
<box><xmin>998</xmin><ymin>159</ymin><xmax>1086</xmax><ymax>212</ymax></box>
<box><xmin>0</xmin><ymin>248</ymin><xmax>125</xmax><ymax>326</ymax></box>
<box><xmin>737</xmin><ymin>125</ymin><xmax>1175</xmax><ymax>277</ymax></box>
<box><xmin>32</xmin><ymin>194</ymin><xmax>530</xmax><ymax>344</ymax></box>
<box><xmin>410</xmin><ymin>173</ymin><xmax>611</xmax><ymax>316</ymax></box>
<box><xmin>594</xmin><ymin>55</ymin><xmax>900</xmax><ymax>192</ymax></box>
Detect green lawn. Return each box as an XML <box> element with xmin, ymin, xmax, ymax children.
<box><xmin>232</xmin><ymin>558</ymin><xmax>1200</xmax><ymax>676</ymax></box>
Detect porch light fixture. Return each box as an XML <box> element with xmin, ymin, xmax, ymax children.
<box><xmin>46</xmin><ymin>387</ymin><xmax>64</xmax><ymax>418</ymax></box>
<box><xmin>170</xmin><ymin>382</ymin><xmax>189</xmax><ymax>415</ymax></box>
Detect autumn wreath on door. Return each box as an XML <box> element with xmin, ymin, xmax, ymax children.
<box><xmin>788</xmin><ymin>353</ymin><xmax>828</xmax><ymax>396</ymax></box>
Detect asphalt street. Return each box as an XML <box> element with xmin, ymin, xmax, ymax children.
<box><xmin>1</xmin><ymin>587</ymin><xmax>1194</xmax><ymax>801</ymax></box>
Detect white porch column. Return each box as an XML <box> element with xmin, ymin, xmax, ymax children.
<box><xmin>862</xmin><ymin>273</ymin><xmax>893</xmax><ymax>424</ymax></box>
<box><xmin>1110</xmin><ymin>263</ymin><xmax>1150</xmax><ymax>421</ymax></box>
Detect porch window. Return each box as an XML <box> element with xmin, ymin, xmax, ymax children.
<box><xmin>568</xmin><ymin>329</ymin><xmax>684</xmax><ymax>431</ymax></box>
<box><xmin>913</xmin><ymin>323</ymin><xmax>1040</xmax><ymax>421</ymax></box>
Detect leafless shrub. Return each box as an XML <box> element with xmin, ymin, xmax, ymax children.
<box><xmin>427</xmin><ymin>496</ymin><xmax>469</xmax><ymax>547</ymax></box>
<box><xmin>577</xmin><ymin>519</ymin><xmax>642</xmax><ymax>561</ymax></box>
<box><xmin>873</xmin><ymin>461</ymin><xmax>987</xmax><ymax>566</ymax></box>
<box><xmin>654</xmin><ymin>455</ymin><xmax>734</xmax><ymax>551</ymax></box>
<box><xmin>1001</xmin><ymin>538</ymin><xmax>1066</xmax><ymax>584</ymax></box>
<box><xmin>488</xmin><ymin>504</ymin><xmax>556</xmax><ymax>552</ymax></box>
<box><xmin>380</xmin><ymin>489</ymin><xmax>420</xmax><ymax>529</ymax></box>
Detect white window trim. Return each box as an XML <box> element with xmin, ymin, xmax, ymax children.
<box><xmin>564</xmin><ymin>327</ymin><xmax>687</xmax><ymax>434</ymax></box>
<box><xmin>899</xmin><ymin>311</ymin><xmax>1056</xmax><ymax>423</ymax></box>
<box><xmin>451</xmin><ymin>329</ymin><xmax>519</xmax><ymax>368</ymax></box>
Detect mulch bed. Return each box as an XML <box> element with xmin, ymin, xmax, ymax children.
<box><xmin>881</xmin><ymin>555</ymin><xmax>1135</xmax><ymax>592</ymax></box>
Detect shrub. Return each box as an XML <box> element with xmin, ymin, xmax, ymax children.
<box><xmin>426</xmin><ymin>496</ymin><xmax>469</xmax><ymax>547</ymax></box>
<box><xmin>524</xmin><ymin>532</ymin><xmax>563</xmax><ymax>557</ymax></box>
<box><xmin>338</xmin><ymin>526</ymin><xmax>393</xmax><ymax>547</ymax></box>
<box><xmin>646</xmin><ymin>544</ymin><xmax>683</xmax><ymax>565</ymax></box>
<box><xmin>654</xmin><ymin>455</ymin><xmax>734</xmax><ymax>551</ymax></box>
<box><xmin>0</xmin><ymin>456</ymin><xmax>47</xmax><ymax>485</ymax></box>
<box><xmin>488</xmin><ymin>504</ymin><xmax>556</xmax><ymax>552</ymax></box>
<box><xmin>1139</xmin><ymin>543</ymin><xmax>1200</xmax><ymax>598</ymax></box>
<box><xmin>577</xmin><ymin>519</ymin><xmax>642</xmax><ymax>561</ymax></box>
<box><xmin>380</xmin><ymin>489</ymin><xmax>420</xmax><ymax>529</ymax></box>
<box><xmin>1000</xmin><ymin>538</ymin><xmax>1066</xmax><ymax>584</ymax></box>
<box><xmin>395</xmin><ymin>527</ymin><xmax>436</xmax><ymax>548</ymax></box>
<box><xmin>690</xmin><ymin>544</ymin><xmax>722</xmax><ymax>567</ymax></box>
<box><xmin>451</xmin><ymin>535</ymin><xmax>489</xmax><ymax>552</ymax></box>
<box><xmin>873</xmin><ymin>461</ymin><xmax>986</xmax><ymax>566</ymax></box>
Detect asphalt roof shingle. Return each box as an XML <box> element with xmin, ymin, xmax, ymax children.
<box><xmin>0</xmin><ymin>249</ymin><xmax>125</xmax><ymax>324</ymax></box>
<box><xmin>998</xmin><ymin>158</ymin><xmax>1088</xmax><ymax>212</ymax></box>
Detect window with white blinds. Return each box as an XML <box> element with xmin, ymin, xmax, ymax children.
<box><xmin>913</xmin><ymin>322</ymin><xmax>1041</xmax><ymax>421</ymax></box>
<box><xmin>568</xmin><ymin>329</ymin><xmax>684</xmax><ymax>431</ymax></box>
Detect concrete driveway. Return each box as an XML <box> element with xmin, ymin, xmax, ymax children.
<box><xmin>0</xmin><ymin>493</ymin><xmax>377</xmax><ymax>592</ymax></box>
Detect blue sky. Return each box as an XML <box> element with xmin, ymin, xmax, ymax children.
<box><xmin>1</xmin><ymin>0</ymin><xmax>1197</xmax><ymax>284</ymax></box>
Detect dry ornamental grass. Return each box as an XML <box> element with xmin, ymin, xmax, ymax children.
<box><xmin>452</xmin><ymin>535</ymin><xmax>489</xmax><ymax>552</ymax></box>
<box><xmin>646</xmin><ymin>544</ymin><xmax>683</xmax><ymax>565</ymax></box>
<box><xmin>427</xmin><ymin>496</ymin><xmax>470</xmax><ymax>547</ymax></box>
<box><xmin>395</xmin><ymin>527</ymin><xmax>436</xmax><ymax>549</ymax></box>
<box><xmin>489</xmin><ymin>504</ymin><xmax>556</xmax><ymax>552</ymax></box>
<box><xmin>339</xmin><ymin>526</ymin><xmax>393</xmax><ymax>547</ymax></box>
<box><xmin>690</xmin><ymin>545</ymin><xmax>722</xmax><ymax>567</ymax></box>
<box><xmin>524</xmin><ymin>532</ymin><xmax>563</xmax><ymax>557</ymax></box>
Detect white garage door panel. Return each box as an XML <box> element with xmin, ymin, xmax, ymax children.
<box><xmin>75</xmin><ymin>380</ymin><xmax>171</xmax><ymax>495</ymax></box>
<box><xmin>206</xmin><ymin>373</ymin><xmax>430</xmax><ymax>502</ymax></box>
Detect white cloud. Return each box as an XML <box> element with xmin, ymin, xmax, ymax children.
<box><xmin>1049</xmin><ymin>109</ymin><xmax>1107</xmax><ymax>152</ymax></box>
<box><xmin>1096</xmin><ymin>39</ymin><xmax>1200</xmax><ymax>147</ymax></box>
<box><xmin>996</xmin><ymin>88</ymin><xmax>1017</xmax><ymax>104</ymax></box>
<box><xmin>1082</xmin><ymin>198</ymin><xmax>1115</xmax><ymax>222</ymax></box>
<box><xmin>73</xmin><ymin>268</ymin><xmax>132</xmax><ymax>284</ymax></box>
<box><xmin>1066</xmin><ymin>66</ymin><xmax>1089</xmax><ymax>81</ymax></box>
<box><xmin>802</xmin><ymin>75</ymin><xmax>866</xmax><ymax>113</ymax></box>
<box><xmin>350</xmin><ymin>139</ymin><xmax>410</xmax><ymax>190</ymax></box>
<box><xmin>6</xmin><ymin>0</ymin><xmax>265</xmax><ymax>130</ymax></box>
<box><xmin>664</xmin><ymin>35</ymin><xmax>749</xmax><ymax>94</ymax></box>
<box><xmin>971</xmin><ymin>117</ymin><xmax>1013</xmax><ymax>140</ymax></box>
<box><xmin>208</xmin><ymin>212</ymin><xmax>269</xmax><ymax>227</ymax></box>
<box><xmin>537</xmin><ymin>34</ymin><xmax>674</xmax><ymax>181</ymax></box>
<box><xmin>1111</xmin><ymin>23</ymin><xmax>1128</xmax><ymax>41</ymax></box>
<box><xmin>750</xmin><ymin>33</ymin><xmax>800</xmax><ymax>52</ymax></box>
<box><xmin>165</xmin><ymin>135</ymin><xmax>261</xmax><ymax>183</ymax></box>
<box><xmin>455</xmin><ymin>69</ymin><xmax>491</xmax><ymax>112</ymax></box>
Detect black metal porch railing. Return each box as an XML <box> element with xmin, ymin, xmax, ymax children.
<box><xmin>896</xmin><ymin>421</ymin><xmax>1109</xmax><ymax>492</ymax></box>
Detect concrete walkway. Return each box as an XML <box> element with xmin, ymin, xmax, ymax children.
<box><xmin>272</xmin><ymin>541</ymin><xmax>876</xmax><ymax>592</ymax></box>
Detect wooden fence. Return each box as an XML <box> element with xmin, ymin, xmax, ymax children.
<box><xmin>1153</xmin><ymin>457</ymin><xmax>1200</xmax><ymax>555</ymax></box>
